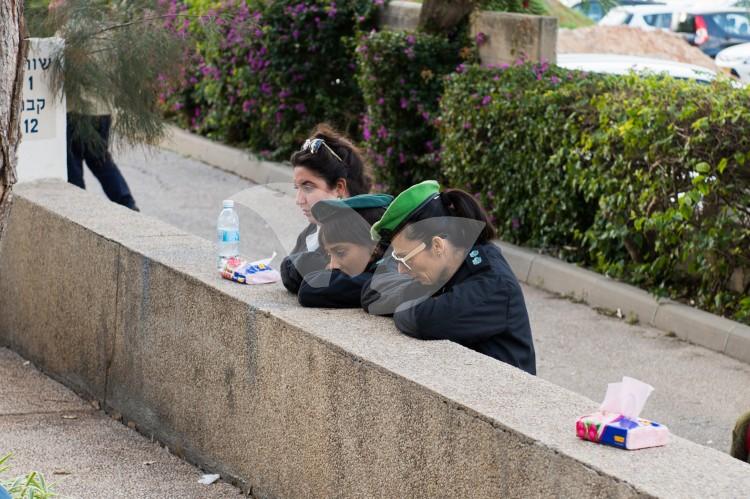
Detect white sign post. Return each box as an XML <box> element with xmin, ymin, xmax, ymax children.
<box><xmin>17</xmin><ymin>37</ymin><xmax>67</xmax><ymax>182</ymax></box>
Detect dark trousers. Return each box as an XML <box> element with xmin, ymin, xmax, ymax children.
<box><xmin>66</xmin><ymin>113</ymin><xmax>137</xmax><ymax>210</ymax></box>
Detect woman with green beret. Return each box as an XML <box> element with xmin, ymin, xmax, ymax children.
<box><xmin>297</xmin><ymin>194</ymin><xmax>393</xmax><ymax>308</ymax></box>
<box><xmin>280</xmin><ymin>124</ymin><xmax>374</xmax><ymax>295</ymax></box>
<box><xmin>362</xmin><ymin>180</ymin><xmax>536</xmax><ymax>375</ymax></box>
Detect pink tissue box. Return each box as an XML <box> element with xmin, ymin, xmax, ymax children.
<box><xmin>576</xmin><ymin>411</ymin><xmax>669</xmax><ymax>450</ymax></box>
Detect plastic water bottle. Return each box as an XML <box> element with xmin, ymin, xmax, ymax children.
<box><xmin>217</xmin><ymin>199</ymin><xmax>240</xmax><ymax>270</ymax></box>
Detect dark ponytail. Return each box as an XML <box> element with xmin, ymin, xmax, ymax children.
<box><xmin>290</xmin><ymin>123</ymin><xmax>372</xmax><ymax>195</ymax></box>
<box><xmin>401</xmin><ymin>188</ymin><xmax>496</xmax><ymax>247</ymax></box>
<box><xmin>440</xmin><ymin>189</ymin><xmax>496</xmax><ymax>242</ymax></box>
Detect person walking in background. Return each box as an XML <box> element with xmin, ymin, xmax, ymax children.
<box><xmin>66</xmin><ymin>112</ymin><xmax>139</xmax><ymax>211</ymax></box>
<box><xmin>33</xmin><ymin>0</ymin><xmax>185</xmax><ymax>213</ymax></box>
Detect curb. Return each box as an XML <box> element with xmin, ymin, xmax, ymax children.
<box><xmin>161</xmin><ymin>125</ymin><xmax>293</xmax><ymax>184</ymax></box>
<box><xmin>159</xmin><ymin>127</ymin><xmax>750</xmax><ymax>366</ymax></box>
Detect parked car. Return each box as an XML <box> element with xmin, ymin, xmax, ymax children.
<box><xmin>559</xmin><ymin>0</ymin><xmax>665</xmax><ymax>23</ymax></box>
<box><xmin>674</xmin><ymin>8</ymin><xmax>750</xmax><ymax>57</ymax></box>
<box><xmin>598</xmin><ymin>4</ymin><xmax>679</xmax><ymax>30</ymax></box>
<box><xmin>715</xmin><ymin>42</ymin><xmax>750</xmax><ymax>81</ymax></box>
<box><xmin>557</xmin><ymin>53</ymin><xmax>718</xmax><ymax>82</ymax></box>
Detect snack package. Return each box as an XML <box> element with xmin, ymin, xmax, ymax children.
<box><xmin>576</xmin><ymin>376</ymin><xmax>669</xmax><ymax>450</ymax></box>
<box><xmin>220</xmin><ymin>253</ymin><xmax>281</xmax><ymax>284</ymax></box>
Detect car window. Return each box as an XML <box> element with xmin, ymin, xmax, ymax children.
<box><xmin>573</xmin><ymin>2</ymin><xmax>605</xmax><ymax>22</ymax></box>
<box><xmin>708</xmin><ymin>12</ymin><xmax>750</xmax><ymax>37</ymax></box>
<box><xmin>600</xmin><ymin>10</ymin><xmax>634</xmax><ymax>26</ymax></box>
<box><xmin>643</xmin><ymin>13</ymin><xmax>673</xmax><ymax>29</ymax></box>
<box><xmin>676</xmin><ymin>15</ymin><xmax>695</xmax><ymax>33</ymax></box>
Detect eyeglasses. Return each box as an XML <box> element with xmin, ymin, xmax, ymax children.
<box><xmin>301</xmin><ymin>138</ymin><xmax>343</xmax><ymax>163</ymax></box>
<box><xmin>391</xmin><ymin>242</ymin><xmax>426</xmax><ymax>271</ymax></box>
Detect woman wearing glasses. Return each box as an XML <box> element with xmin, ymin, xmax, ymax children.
<box><xmin>362</xmin><ymin>180</ymin><xmax>536</xmax><ymax>375</ymax></box>
<box><xmin>297</xmin><ymin>194</ymin><xmax>393</xmax><ymax>308</ymax></box>
<box><xmin>281</xmin><ymin>124</ymin><xmax>373</xmax><ymax>294</ymax></box>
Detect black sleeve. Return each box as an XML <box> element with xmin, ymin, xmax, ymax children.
<box><xmin>393</xmin><ymin>274</ymin><xmax>509</xmax><ymax>344</ymax></box>
<box><xmin>281</xmin><ymin>251</ymin><xmax>328</xmax><ymax>294</ymax></box>
<box><xmin>298</xmin><ymin>270</ymin><xmax>372</xmax><ymax>308</ymax></box>
<box><xmin>361</xmin><ymin>269</ymin><xmax>431</xmax><ymax>316</ymax></box>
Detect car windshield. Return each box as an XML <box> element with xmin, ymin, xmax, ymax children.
<box><xmin>709</xmin><ymin>12</ymin><xmax>750</xmax><ymax>37</ymax></box>
<box><xmin>573</xmin><ymin>1</ymin><xmax>605</xmax><ymax>21</ymax></box>
<box><xmin>599</xmin><ymin>10</ymin><xmax>634</xmax><ymax>25</ymax></box>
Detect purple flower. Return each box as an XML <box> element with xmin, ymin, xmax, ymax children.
<box><xmin>377</xmin><ymin>126</ymin><xmax>388</xmax><ymax>139</ymax></box>
<box><xmin>481</xmin><ymin>95</ymin><xmax>491</xmax><ymax>106</ymax></box>
<box><xmin>294</xmin><ymin>102</ymin><xmax>307</xmax><ymax>114</ymax></box>
<box><xmin>550</xmin><ymin>75</ymin><xmax>561</xmax><ymax>85</ymax></box>
<box><xmin>260</xmin><ymin>82</ymin><xmax>273</xmax><ymax>95</ymax></box>
<box><xmin>455</xmin><ymin>63</ymin><xmax>466</xmax><ymax>74</ymax></box>
<box><xmin>242</xmin><ymin>100</ymin><xmax>254</xmax><ymax>113</ymax></box>
<box><xmin>475</xmin><ymin>32</ymin><xmax>487</xmax><ymax>46</ymax></box>
<box><xmin>406</xmin><ymin>34</ymin><xmax>416</xmax><ymax>45</ymax></box>
<box><xmin>404</xmin><ymin>47</ymin><xmax>415</xmax><ymax>59</ymax></box>
<box><xmin>463</xmin><ymin>122</ymin><xmax>471</xmax><ymax>130</ymax></box>
<box><xmin>400</xmin><ymin>97</ymin><xmax>408</xmax><ymax>109</ymax></box>
<box><xmin>399</xmin><ymin>152</ymin><xmax>406</xmax><ymax>164</ymax></box>
<box><xmin>377</xmin><ymin>97</ymin><xmax>385</xmax><ymax>106</ymax></box>
<box><xmin>374</xmin><ymin>0</ymin><xmax>384</xmax><ymax>5</ymax></box>
<box><xmin>363</xmin><ymin>126</ymin><xmax>371</xmax><ymax>141</ymax></box>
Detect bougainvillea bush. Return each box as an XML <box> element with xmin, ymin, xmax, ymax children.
<box><xmin>160</xmin><ymin>0</ymin><xmax>380</xmax><ymax>159</ymax></box>
<box><xmin>441</xmin><ymin>64</ymin><xmax>750</xmax><ymax>324</ymax></box>
<box><xmin>355</xmin><ymin>29</ymin><xmax>474</xmax><ymax>191</ymax></box>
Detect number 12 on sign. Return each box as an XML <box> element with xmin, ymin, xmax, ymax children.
<box><xmin>24</xmin><ymin>119</ymin><xmax>39</xmax><ymax>134</ymax></box>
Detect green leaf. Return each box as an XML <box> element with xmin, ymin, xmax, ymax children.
<box><xmin>695</xmin><ymin>162</ymin><xmax>711</xmax><ymax>173</ymax></box>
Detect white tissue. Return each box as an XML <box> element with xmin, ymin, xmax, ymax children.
<box><xmin>599</xmin><ymin>376</ymin><xmax>654</xmax><ymax>419</ymax></box>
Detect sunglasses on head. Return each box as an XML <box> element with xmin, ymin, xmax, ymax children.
<box><xmin>301</xmin><ymin>138</ymin><xmax>343</xmax><ymax>163</ymax></box>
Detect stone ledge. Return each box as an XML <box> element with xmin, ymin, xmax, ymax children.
<box><xmin>2</xmin><ymin>180</ymin><xmax>750</xmax><ymax>498</ymax></box>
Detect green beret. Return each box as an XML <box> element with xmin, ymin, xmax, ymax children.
<box><xmin>312</xmin><ymin>193</ymin><xmax>394</xmax><ymax>223</ymax></box>
<box><xmin>370</xmin><ymin>180</ymin><xmax>441</xmax><ymax>242</ymax></box>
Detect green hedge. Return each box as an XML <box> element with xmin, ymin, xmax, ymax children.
<box><xmin>355</xmin><ymin>30</ymin><xmax>473</xmax><ymax>191</ymax></box>
<box><xmin>441</xmin><ymin>64</ymin><xmax>750</xmax><ymax>324</ymax></box>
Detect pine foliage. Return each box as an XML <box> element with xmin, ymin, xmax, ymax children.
<box><xmin>25</xmin><ymin>0</ymin><xmax>187</xmax><ymax>149</ymax></box>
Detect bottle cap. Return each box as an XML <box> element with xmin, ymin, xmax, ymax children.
<box><xmin>223</xmin><ymin>199</ymin><xmax>234</xmax><ymax>209</ymax></box>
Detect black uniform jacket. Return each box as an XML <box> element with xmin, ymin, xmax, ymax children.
<box><xmin>280</xmin><ymin>223</ymin><xmax>328</xmax><ymax>294</ymax></box>
<box><xmin>298</xmin><ymin>260</ymin><xmax>380</xmax><ymax>308</ymax></box>
<box><xmin>361</xmin><ymin>243</ymin><xmax>536</xmax><ymax>375</ymax></box>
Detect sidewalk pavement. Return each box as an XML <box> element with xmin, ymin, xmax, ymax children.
<box><xmin>0</xmin><ymin>348</ymin><xmax>245</xmax><ymax>499</ymax></box>
<box><xmin>87</xmin><ymin>146</ymin><xmax>750</xmax><ymax>454</ymax></box>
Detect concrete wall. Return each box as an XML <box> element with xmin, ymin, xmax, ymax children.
<box><xmin>381</xmin><ymin>1</ymin><xmax>557</xmax><ymax>65</ymax></box>
<box><xmin>472</xmin><ymin>11</ymin><xmax>557</xmax><ymax>65</ymax></box>
<box><xmin>2</xmin><ymin>181</ymin><xmax>750</xmax><ymax>498</ymax></box>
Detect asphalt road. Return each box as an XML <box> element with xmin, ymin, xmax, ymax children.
<box><xmin>82</xmin><ymin>146</ymin><xmax>750</xmax><ymax>454</ymax></box>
